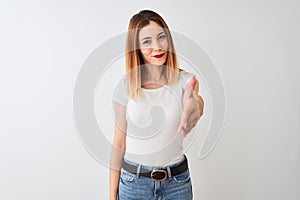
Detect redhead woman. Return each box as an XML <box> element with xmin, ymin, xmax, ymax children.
<box><xmin>109</xmin><ymin>10</ymin><xmax>204</xmax><ymax>200</ymax></box>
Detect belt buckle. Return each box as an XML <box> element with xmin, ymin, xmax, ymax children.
<box><xmin>150</xmin><ymin>169</ymin><xmax>167</xmax><ymax>182</ymax></box>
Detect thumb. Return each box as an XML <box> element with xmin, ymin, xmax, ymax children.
<box><xmin>189</xmin><ymin>77</ymin><xmax>196</xmax><ymax>89</ymax></box>
<box><xmin>184</xmin><ymin>77</ymin><xmax>196</xmax><ymax>98</ymax></box>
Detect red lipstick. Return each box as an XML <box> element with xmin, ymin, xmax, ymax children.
<box><xmin>153</xmin><ymin>53</ymin><xmax>165</xmax><ymax>58</ymax></box>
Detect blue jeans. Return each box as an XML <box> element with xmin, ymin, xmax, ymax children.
<box><xmin>117</xmin><ymin>155</ymin><xmax>193</xmax><ymax>200</ymax></box>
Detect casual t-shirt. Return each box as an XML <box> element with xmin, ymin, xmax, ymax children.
<box><xmin>112</xmin><ymin>70</ymin><xmax>195</xmax><ymax>167</ymax></box>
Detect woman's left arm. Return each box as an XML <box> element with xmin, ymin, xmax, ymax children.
<box><xmin>177</xmin><ymin>77</ymin><xmax>204</xmax><ymax>137</ymax></box>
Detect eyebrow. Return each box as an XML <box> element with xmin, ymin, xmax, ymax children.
<box><xmin>141</xmin><ymin>31</ymin><xmax>165</xmax><ymax>41</ymax></box>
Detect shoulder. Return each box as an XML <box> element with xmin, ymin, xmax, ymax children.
<box><xmin>179</xmin><ymin>69</ymin><xmax>194</xmax><ymax>77</ymax></box>
<box><xmin>117</xmin><ymin>74</ymin><xmax>128</xmax><ymax>89</ymax></box>
<box><xmin>112</xmin><ymin>74</ymin><xmax>129</xmax><ymax>106</ymax></box>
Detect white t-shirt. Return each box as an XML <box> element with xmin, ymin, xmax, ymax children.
<box><xmin>112</xmin><ymin>70</ymin><xmax>195</xmax><ymax>166</ymax></box>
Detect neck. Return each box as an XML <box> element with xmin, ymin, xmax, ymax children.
<box><xmin>143</xmin><ymin>64</ymin><xmax>164</xmax><ymax>82</ymax></box>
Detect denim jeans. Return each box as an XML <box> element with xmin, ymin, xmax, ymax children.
<box><xmin>117</xmin><ymin>155</ymin><xmax>193</xmax><ymax>200</ymax></box>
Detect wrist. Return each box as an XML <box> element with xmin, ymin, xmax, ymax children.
<box><xmin>109</xmin><ymin>195</ymin><xmax>117</xmax><ymax>200</ymax></box>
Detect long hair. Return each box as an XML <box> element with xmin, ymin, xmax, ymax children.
<box><xmin>125</xmin><ymin>10</ymin><xmax>181</xmax><ymax>99</ymax></box>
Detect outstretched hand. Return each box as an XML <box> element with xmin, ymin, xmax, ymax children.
<box><xmin>177</xmin><ymin>77</ymin><xmax>203</xmax><ymax>137</ymax></box>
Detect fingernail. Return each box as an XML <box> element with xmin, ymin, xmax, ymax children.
<box><xmin>180</xmin><ymin>129</ymin><xmax>185</xmax><ymax>137</ymax></box>
<box><xmin>189</xmin><ymin>77</ymin><xmax>196</xmax><ymax>89</ymax></box>
<box><xmin>184</xmin><ymin>123</ymin><xmax>187</xmax><ymax>129</ymax></box>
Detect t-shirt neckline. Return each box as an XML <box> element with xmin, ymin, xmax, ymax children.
<box><xmin>141</xmin><ymin>86</ymin><xmax>166</xmax><ymax>92</ymax></box>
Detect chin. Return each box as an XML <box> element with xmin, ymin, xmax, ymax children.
<box><xmin>151</xmin><ymin>59</ymin><xmax>167</xmax><ymax>66</ymax></box>
<box><xmin>155</xmin><ymin>62</ymin><xmax>165</xmax><ymax>66</ymax></box>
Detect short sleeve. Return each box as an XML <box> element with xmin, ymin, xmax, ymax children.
<box><xmin>112</xmin><ymin>75</ymin><xmax>129</xmax><ymax>106</ymax></box>
<box><xmin>180</xmin><ymin>70</ymin><xmax>196</xmax><ymax>90</ymax></box>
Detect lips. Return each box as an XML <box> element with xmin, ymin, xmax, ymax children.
<box><xmin>153</xmin><ymin>53</ymin><xmax>165</xmax><ymax>58</ymax></box>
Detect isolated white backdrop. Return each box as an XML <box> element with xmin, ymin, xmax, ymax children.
<box><xmin>0</xmin><ymin>0</ymin><xmax>299</xmax><ymax>200</ymax></box>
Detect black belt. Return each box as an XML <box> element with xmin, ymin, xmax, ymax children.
<box><xmin>121</xmin><ymin>155</ymin><xmax>189</xmax><ymax>182</ymax></box>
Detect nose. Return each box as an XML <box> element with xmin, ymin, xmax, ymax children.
<box><xmin>151</xmin><ymin>39</ymin><xmax>162</xmax><ymax>51</ymax></box>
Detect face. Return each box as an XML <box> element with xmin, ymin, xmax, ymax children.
<box><xmin>138</xmin><ymin>21</ymin><xmax>169</xmax><ymax>66</ymax></box>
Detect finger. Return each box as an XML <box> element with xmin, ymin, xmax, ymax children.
<box><xmin>184</xmin><ymin>77</ymin><xmax>196</xmax><ymax>98</ymax></box>
<box><xmin>180</xmin><ymin>129</ymin><xmax>185</xmax><ymax>137</ymax></box>
<box><xmin>184</xmin><ymin>123</ymin><xmax>195</xmax><ymax>136</ymax></box>
<box><xmin>185</xmin><ymin>128</ymin><xmax>191</xmax><ymax>135</ymax></box>
<box><xmin>177</xmin><ymin>125</ymin><xmax>184</xmax><ymax>137</ymax></box>
<box><xmin>178</xmin><ymin>113</ymin><xmax>188</xmax><ymax>131</ymax></box>
<box><xmin>177</xmin><ymin>121</ymin><xmax>187</xmax><ymax>136</ymax></box>
<box><xmin>189</xmin><ymin>77</ymin><xmax>196</xmax><ymax>89</ymax></box>
<box><xmin>177</xmin><ymin>121</ymin><xmax>185</xmax><ymax>134</ymax></box>
<box><xmin>183</xmin><ymin>126</ymin><xmax>193</xmax><ymax>137</ymax></box>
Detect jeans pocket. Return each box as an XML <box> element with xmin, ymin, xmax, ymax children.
<box><xmin>173</xmin><ymin>169</ymin><xmax>191</xmax><ymax>183</ymax></box>
<box><xmin>120</xmin><ymin>168</ymin><xmax>136</xmax><ymax>182</ymax></box>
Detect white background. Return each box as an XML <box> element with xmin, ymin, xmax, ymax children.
<box><xmin>1</xmin><ymin>0</ymin><xmax>299</xmax><ymax>199</ymax></box>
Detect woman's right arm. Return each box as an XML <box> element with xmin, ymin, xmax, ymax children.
<box><xmin>109</xmin><ymin>102</ymin><xmax>127</xmax><ymax>200</ymax></box>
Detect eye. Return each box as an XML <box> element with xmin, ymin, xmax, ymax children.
<box><xmin>143</xmin><ymin>40</ymin><xmax>151</xmax><ymax>45</ymax></box>
<box><xmin>158</xmin><ymin>35</ymin><xmax>166</xmax><ymax>40</ymax></box>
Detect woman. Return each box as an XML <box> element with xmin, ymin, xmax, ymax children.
<box><xmin>109</xmin><ymin>10</ymin><xmax>204</xmax><ymax>200</ymax></box>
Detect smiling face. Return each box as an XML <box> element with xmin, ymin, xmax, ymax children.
<box><xmin>138</xmin><ymin>21</ymin><xmax>169</xmax><ymax>66</ymax></box>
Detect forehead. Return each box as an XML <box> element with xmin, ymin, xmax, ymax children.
<box><xmin>139</xmin><ymin>21</ymin><xmax>165</xmax><ymax>38</ymax></box>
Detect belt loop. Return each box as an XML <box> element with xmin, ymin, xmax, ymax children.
<box><xmin>166</xmin><ymin>166</ymin><xmax>172</xmax><ymax>180</ymax></box>
<box><xmin>136</xmin><ymin>164</ymin><xmax>142</xmax><ymax>178</ymax></box>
